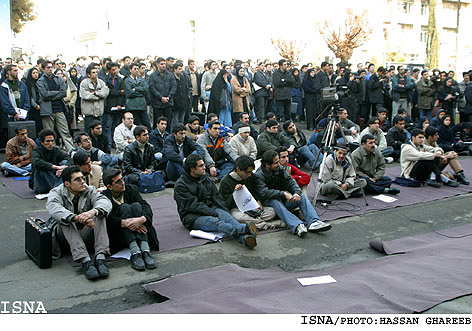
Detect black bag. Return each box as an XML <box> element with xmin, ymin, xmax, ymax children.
<box><xmin>393</xmin><ymin>176</ymin><xmax>424</xmax><ymax>187</ymax></box>
<box><xmin>138</xmin><ymin>171</ymin><xmax>165</xmax><ymax>193</ymax></box>
<box><xmin>25</xmin><ymin>217</ymin><xmax>52</xmax><ymax>269</ymax></box>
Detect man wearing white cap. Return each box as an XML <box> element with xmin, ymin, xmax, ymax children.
<box><xmin>229</xmin><ymin>124</ymin><xmax>257</xmax><ymax>160</ymax></box>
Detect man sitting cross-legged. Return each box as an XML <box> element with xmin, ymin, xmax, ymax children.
<box><xmin>351</xmin><ymin>134</ymin><xmax>400</xmax><ymax>195</ymax></box>
<box><xmin>102</xmin><ymin>168</ymin><xmax>159</xmax><ymax>271</ymax></box>
<box><xmin>173</xmin><ymin>154</ymin><xmax>258</xmax><ymax>249</ymax></box>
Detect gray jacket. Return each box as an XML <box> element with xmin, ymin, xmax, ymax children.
<box><xmin>37</xmin><ymin>74</ymin><xmax>67</xmax><ymax>116</ymax></box>
<box><xmin>197</xmin><ymin>131</ymin><xmax>237</xmax><ymax>168</ymax></box>
<box><xmin>79</xmin><ymin>78</ymin><xmax>109</xmax><ymax>117</ymax></box>
<box><xmin>46</xmin><ymin>184</ymin><xmax>112</xmax><ymax>225</ymax></box>
<box><xmin>350</xmin><ymin>146</ymin><xmax>386</xmax><ymax>181</ymax></box>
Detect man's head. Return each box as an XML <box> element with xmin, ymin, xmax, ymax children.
<box><xmin>107</xmin><ymin>62</ymin><xmax>120</xmax><ymax>77</ymax></box>
<box><xmin>368</xmin><ymin>63</ymin><xmax>375</xmax><ymax>73</ymax></box>
<box><xmin>262</xmin><ymin>150</ymin><xmax>280</xmax><ymax>173</ymax></box>
<box><xmin>62</xmin><ymin>166</ymin><xmax>85</xmax><ymax>195</ymax></box>
<box><xmin>320</xmin><ymin>61</ymin><xmax>329</xmax><ymax>72</ymax></box>
<box><xmin>411</xmin><ymin>129</ymin><xmax>425</xmax><ymax>147</ymax></box>
<box><xmin>134</xmin><ymin>126</ymin><xmax>149</xmax><ymax>144</ymax></box>
<box><xmin>239</xmin><ymin>112</ymin><xmax>250</xmax><ymax>124</ymax></box>
<box><xmin>209</xmin><ymin>60</ymin><xmax>217</xmax><ymax>72</ymax></box>
<box><xmin>265</xmin><ymin>112</ymin><xmax>276</xmax><ymax>122</ymax></box>
<box><xmin>425</xmin><ymin>126</ymin><xmax>439</xmax><ymax>143</ymax></box>
<box><xmin>367</xmin><ymin>117</ymin><xmax>380</xmax><ymax>131</ymax></box>
<box><xmin>173</xmin><ymin>123</ymin><xmax>186</xmax><ymax>144</ymax></box>
<box><xmin>283</xmin><ymin>120</ymin><xmax>296</xmax><ymax>134</ymax></box>
<box><xmin>393</xmin><ymin>115</ymin><xmax>405</xmax><ymax>130</ymax></box>
<box><xmin>437</xmin><ymin>109</ymin><xmax>446</xmax><ymax>120</ymax></box>
<box><xmin>15</xmin><ymin>126</ymin><xmax>28</xmax><ymax>143</ymax></box>
<box><xmin>156</xmin><ymin>116</ymin><xmax>168</xmax><ymax>133</ymax></box>
<box><xmin>86</xmin><ymin>65</ymin><xmax>98</xmax><ymax>81</ymax></box>
<box><xmin>166</xmin><ymin>56</ymin><xmax>176</xmax><ymax>69</ymax></box>
<box><xmin>75</xmin><ymin>132</ymin><xmax>92</xmax><ymax>150</ymax></box>
<box><xmin>207</xmin><ymin>113</ymin><xmax>218</xmax><ymax>123</ymax></box>
<box><xmin>334</xmin><ymin>143</ymin><xmax>349</xmax><ymax>162</ymax></box>
<box><xmin>377</xmin><ymin>107</ymin><xmax>388</xmax><ymax>121</ymax></box>
<box><xmin>184</xmin><ymin>154</ymin><xmax>205</xmax><ymax>178</ymax></box>
<box><xmin>73</xmin><ymin>151</ymin><xmax>92</xmax><ymax>177</ymax></box>
<box><xmin>89</xmin><ymin>119</ymin><xmax>102</xmax><ymax>137</ymax></box>
<box><xmin>397</xmin><ymin>108</ymin><xmax>407</xmax><ymax>118</ymax></box>
<box><xmin>234</xmin><ymin>155</ymin><xmax>255</xmax><ymax>180</ymax></box>
<box><xmin>361</xmin><ymin>134</ymin><xmax>376</xmax><ymax>153</ymax></box>
<box><xmin>275</xmin><ymin>146</ymin><xmax>289</xmax><ymax>167</ymax></box>
<box><xmin>39</xmin><ymin>129</ymin><xmax>56</xmax><ymax>150</ymax></box>
<box><xmin>129</xmin><ymin>63</ymin><xmax>139</xmax><ymax>77</ymax></box>
<box><xmin>5</xmin><ymin>64</ymin><xmax>18</xmax><ymax>81</ymax></box>
<box><xmin>207</xmin><ymin>120</ymin><xmax>221</xmax><ymax>139</ymax></box>
<box><xmin>397</xmin><ymin>65</ymin><xmax>405</xmax><ymax>75</ymax></box>
<box><xmin>103</xmin><ymin>168</ymin><xmax>125</xmax><ymax>194</ymax></box>
<box><xmin>338</xmin><ymin>108</ymin><xmax>348</xmax><ymax>121</ymax></box>
<box><xmin>278</xmin><ymin>59</ymin><xmax>288</xmax><ymax>72</ymax></box>
<box><xmin>122</xmin><ymin>56</ymin><xmax>132</xmax><ymax>66</ymax></box>
<box><xmin>265</xmin><ymin>119</ymin><xmax>279</xmax><ymax>134</ymax></box>
<box><xmin>138</xmin><ymin>62</ymin><xmax>147</xmax><ymax>76</ymax></box>
<box><xmin>188</xmin><ymin>115</ymin><xmax>200</xmax><ymax>130</ymax></box>
<box><xmin>173</xmin><ymin>62</ymin><xmax>183</xmax><ymax>76</ymax></box>
<box><xmin>41</xmin><ymin>61</ymin><xmax>54</xmax><ymax>76</ymax></box>
<box><xmin>122</xmin><ymin>112</ymin><xmax>134</xmax><ymax>129</ymax></box>
<box><xmin>188</xmin><ymin>59</ymin><xmax>195</xmax><ymax>71</ymax></box>
<box><xmin>238</xmin><ymin>123</ymin><xmax>251</xmax><ymax>140</ymax></box>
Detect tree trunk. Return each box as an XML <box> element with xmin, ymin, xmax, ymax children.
<box><xmin>426</xmin><ymin>0</ymin><xmax>439</xmax><ymax>69</ymax></box>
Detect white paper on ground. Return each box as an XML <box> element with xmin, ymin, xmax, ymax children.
<box><xmin>189</xmin><ymin>230</ymin><xmax>226</xmax><ymax>242</ymax></box>
<box><xmin>297</xmin><ymin>275</ymin><xmax>337</xmax><ymax>286</ymax></box>
<box><xmin>233</xmin><ymin>185</ymin><xmax>260</xmax><ymax>212</ymax></box>
<box><xmin>35</xmin><ymin>193</ymin><xmax>49</xmax><ymax>200</ymax></box>
<box><xmin>111</xmin><ymin>248</ymin><xmax>131</xmax><ymax>260</ymax></box>
<box><xmin>372</xmin><ymin>194</ymin><xmax>397</xmax><ymax>203</ymax></box>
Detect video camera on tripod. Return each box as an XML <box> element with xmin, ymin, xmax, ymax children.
<box><xmin>321</xmin><ymin>84</ymin><xmax>350</xmax><ymax>107</ymax></box>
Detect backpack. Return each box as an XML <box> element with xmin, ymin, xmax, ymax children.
<box><xmin>393</xmin><ymin>176</ymin><xmax>424</xmax><ymax>187</ymax></box>
<box><xmin>138</xmin><ymin>170</ymin><xmax>165</xmax><ymax>193</ymax></box>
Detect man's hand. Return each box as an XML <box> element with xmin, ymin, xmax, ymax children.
<box><xmin>287</xmin><ymin>145</ymin><xmax>295</xmax><ymax>153</ymax></box>
<box><xmin>210</xmin><ymin>166</ymin><xmax>217</xmax><ymax>177</ymax></box>
<box><xmin>161</xmin><ymin>96</ymin><xmax>169</xmax><ymax>104</ymax></box>
<box><xmin>142</xmin><ymin>169</ymin><xmax>152</xmax><ymax>175</ymax></box>
<box><xmin>126</xmin><ymin>217</ymin><xmax>146</xmax><ymax>232</ymax></box>
<box><xmin>291</xmin><ymin>193</ymin><xmax>301</xmax><ymax>202</ymax></box>
<box><xmin>234</xmin><ymin>184</ymin><xmax>243</xmax><ymax>191</ymax></box>
<box><xmin>55</xmin><ymin>165</ymin><xmax>67</xmax><ymax>177</ymax></box>
<box><xmin>284</xmin><ymin>191</ymin><xmax>293</xmax><ymax>201</ymax></box>
<box><xmin>341</xmin><ymin>183</ymin><xmax>348</xmax><ymax>191</ymax></box>
<box><xmin>434</xmin><ymin>151</ymin><xmax>442</xmax><ymax>158</ymax></box>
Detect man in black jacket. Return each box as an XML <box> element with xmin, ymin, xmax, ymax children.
<box><xmin>102</xmin><ymin>168</ymin><xmax>159</xmax><ymax>271</ymax></box>
<box><xmin>149</xmin><ymin>57</ymin><xmax>177</xmax><ymax>130</ymax></box>
<box><xmin>148</xmin><ymin>116</ymin><xmax>169</xmax><ymax>169</ymax></box>
<box><xmin>253</xmin><ymin>62</ymin><xmax>272</xmax><ymax>124</ymax></box>
<box><xmin>367</xmin><ymin>66</ymin><xmax>387</xmax><ymax>118</ymax></box>
<box><xmin>387</xmin><ymin>115</ymin><xmax>409</xmax><ymax>161</ymax></box>
<box><xmin>272</xmin><ymin>59</ymin><xmax>296</xmax><ymax>122</ymax></box>
<box><xmin>282</xmin><ymin>120</ymin><xmax>321</xmax><ymax>168</ymax></box>
<box><xmin>122</xmin><ymin>126</ymin><xmax>156</xmax><ymax>185</ymax></box>
<box><xmin>102</xmin><ymin>62</ymin><xmax>125</xmax><ymax>150</ymax></box>
<box><xmin>89</xmin><ymin>119</ymin><xmax>110</xmax><ymax>155</ymax></box>
<box><xmin>313</xmin><ymin>62</ymin><xmax>331</xmax><ymax>120</ymax></box>
<box><xmin>173</xmin><ymin>154</ymin><xmax>258</xmax><ymax>249</ymax></box>
<box><xmin>172</xmin><ymin>62</ymin><xmax>191</xmax><ymax>131</ymax></box>
<box><xmin>163</xmin><ymin>123</ymin><xmax>204</xmax><ymax>181</ymax></box>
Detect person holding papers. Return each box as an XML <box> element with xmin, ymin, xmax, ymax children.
<box><xmin>219</xmin><ymin>155</ymin><xmax>282</xmax><ymax>230</ymax></box>
<box><xmin>173</xmin><ymin>154</ymin><xmax>258</xmax><ymax>249</ymax></box>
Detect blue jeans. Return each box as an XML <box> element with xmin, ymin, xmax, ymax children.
<box><xmin>1</xmin><ymin>162</ymin><xmax>31</xmax><ymax>176</ymax></box>
<box><xmin>166</xmin><ymin>160</ymin><xmax>183</xmax><ymax>181</ymax></box>
<box><xmin>298</xmin><ymin>144</ymin><xmax>322</xmax><ymax>168</ymax></box>
<box><xmin>99</xmin><ymin>153</ymin><xmax>119</xmax><ymax>170</ymax></box>
<box><xmin>418</xmin><ymin>108</ymin><xmax>433</xmax><ymax>119</ymax></box>
<box><xmin>382</xmin><ymin>146</ymin><xmax>394</xmax><ymax>158</ymax></box>
<box><xmin>33</xmin><ymin>170</ymin><xmax>62</xmax><ymax>194</ymax></box>
<box><xmin>265</xmin><ymin>194</ymin><xmax>320</xmax><ymax>234</ymax></box>
<box><xmin>102</xmin><ymin>112</ymin><xmax>122</xmax><ymax>150</ymax></box>
<box><xmin>216</xmin><ymin>162</ymin><xmax>234</xmax><ymax>180</ymax></box>
<box><xmin>193</xmin><ymin>208</ymin><xmax>246</xmax><ymax>243</ymax></box>
<box><xmin>219</xmin><ymin>107</ymin><xmax>232</xmax><ymax>128</ymax></box>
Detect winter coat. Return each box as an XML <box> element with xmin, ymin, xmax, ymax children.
<box><xmin>417</xmin><ymin>78</ymin><xmax>436</xmax><ymax>110</ymax></box>
<box><xmin>79</xmin><ymin>78</ymin><xmax>109</xmax><ymax>117</ymax></box>
<box><xmin>272</xmin><ymin>69</ymin><xmax>295</xmax><ymax>100</ymax></box>
<box><xmin>162</xmin><ymin>134</ymin><xmax>204</xmax><ymax>163</ymax></box>
<box><xmin>123</xmin><ymin>76</ymin><xmax>150</xmax><ymax>111</ymax></box>
<box><xmin>104</xmin><ymin>75</ymin><xmax>125</xmax><ymax>113</ymax></box>
<box><xmin>351</xmin><ymin>146</ymin><xmax>386</xmax><ymax>181</ymax></box>
<box><xmin>0</xmin><ymin>79</ymin><xmax>30</xmax><ymax>128</ymax></box>
<box><xmin>197</xmin><ymin>131</ymin><xmax>237</xmax><ymax>168</ymax></box>
<box><xmin>36</xmin><ymin>74</ymin><xmax>67</xmax><ymax>116</ymax></box>
<box><xmin>122</xmin><ymin>141</ymin><xmax>155</xmax><ymax>175</ymax></box>
<box><xmin>231</xmin><ymin>75</ymin><xmax>251</xmax><ymax>113</ymax></box>
<box><xmin>149</xmin><ymin>70</ymin><xmax>176</xmax><ymax>108</ymax></box>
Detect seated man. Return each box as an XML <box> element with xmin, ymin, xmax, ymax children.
<box><xmin>397</xmin><ymin>108</ymin><xmax>415</xmax><ymax>132</ymax></box>
<box><xmin>258</xmin><ymin>112</ymin><xmax>282</xmax><ymax>135</ymax></box>
<box><xmin>72</xmin><ymin>132</ymin><xmax>118</xmax><ymax>170</ymax></box>
<box><xmin>424</xmin><ymin>126</ymin><xmax>469</xmax><ymax>185</ymax></box>
<box><xmin>162</xmin><ymin>123</ymin><xmax>204</xmax><ymax>181</ymax></box>
<box><xmin>148</xmin><ymin>116</ymin><xmax>169</xmax><ymax>168</ymax></box>
<box><xmin>113</xmin><ymin>111</ymin><xmax>136</xmax><ymax>155</ymax></box>
<box><xmin>2</xmin><ymin>126</ymin><xmax>36</xmax><ymax>176</ymax></box>
<box><xmin>387</xmin><ymin>115</ymin><xmax>410</xmax><ymax>161</ymax></box>
<box><xmin>282</xmin><ymin>120</ymin><xmax>322</xmax><ymax>169</ymax></box>
<box><xmin>351</xmin><ymin>134</ymin><xmax>400</xmax><ymax>195</ymax></box>
<box><xmin>377</xmin><ymin>107</ymin><xmax>391</xmax><ymax>132</ymax></box>
<box><xmin>102</xmin><ymin>168</ymin><xmax>159</xmax><ymax>271</ymax></box>
<box><xmin>219</xmin><ymin>155</ymin><xmax>280</xmax><ymax>230</ymax></box>
<box><xmin>123</xmin><ymin>125</ymin><xmax>156</xmax><ymax>186</ymax></box>
<box><xmin>89</xmin><ymin>119</ymin><xmax>111</xmax><ymax>155</ymax></box>
<box><xmin>197</xmin><ymin>120</ymin><xmax>237</xmax><ymax>182</ymax></box>
<box><xmin>254</xmin><ymin>150</ymin><xmax>331</xmax><ymax>237</ymax></box>
<box><xmin>185</xmin><ymin>115</ymin><xmax>204</xmax><ymax>141</ymax></box>
<box><xmin>31</xmin><ymin>129</ymin><xmax>70</xmax><ymax>194</ymax></box>
<box><xmin>203</xmin><ymin>113</ymin><xmax>234</xmax><ymax>138</ymax></box>
<box><xmin>319</xmin><ymin>142</ymin><xmax>366</xmax><ymax>200</ymax></box>
<box><xmin>360</xmin><ymin>117</ymin><xmax>394</xmax><ymax>162</ymax></box>
<box><xmin>173</xmin><ymin>154</ymin><xmax>258</xmax><ymax>249</ymax></box>
<box><xmin>228</xmin><ymin>124</ymin><xmax>258</xmax><ymax>160</ymax></box>
<box><xmin>46</xmin><ymin>166</ymin><xmax>112</xmax><ymax>280</ymax></box>
<box><xmin>257</xmin><ymin>119</ymin><xmax>295</xmax><ymax>159</ymax></box>
<box><xmin>400</xmin><ymin>128</ymin><xmax>459</xmax><ymax>188</ymax></box>
<box><xmin>72</xmin><ymin>151</ymin><xmax>105</xmax><ymax>191</ymax></box>
<box><xmin>232</xmin><ymin>112</ymin><xmax>258</xmax><ymax>141</ymax></box>
<box><xmin>276</xmin><ymin>146</ymin><xmax>310</xmax><ymax>197</ymax></box>
<box><xmin>338</xmin><ymin>108</ymin><xmax>361</xmax><ymax>145</ymax></box>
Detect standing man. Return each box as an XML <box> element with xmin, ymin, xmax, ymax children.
<box><xmin>253</xmin><ymin>62</ymin><xmax>272</xmax><ymax>124</ymax></box>
<box><xmin>367</xmin><ymin>66</ymin><xmax>387</xmax><ymax>117</ymax></box>
<box><xmin>103</xmin><ymin>61</ymin><xmax>125</xmax><ymax>150</ymax></box>
<box><xmin>124</xmin><ymin>63</ymin><xmax>151</xmax><ymax>130</ymax></box>
<box><xmin>313</xmin><ymin>62</ymin><xmax>331</xmax><ymax>120</ymax></box>
<box><xmin>185</xmin><ymin>59</ymin><xmax>202</xmax><ymax>113</ymax></box>
<box><xmin>2</xmin><ymin>126</ymin><xmax>36</xmax><ymax>176</ymax></box>
<box><xmin>172</xmin><ymin>62</ymin><xmax>191</xmax><ymax>130</ymax></box>
<box><xmin>80</xmin><ymin>66</ymin><xmax>109</xmax><ymax>133</ymax></box>
<box><xmin>120</xmin><ymin>56</ymin><xmax>132</xmax><ymax>78</ymax></box>
<box><xmin>391</xmin><ymin>66</ymin><xmax>413</xmax><ymax>118</ymax></box>
<box><xmin>417</xmin><ymin>70</ymin><xmax>436</xmax><ymax>119</ymax></box>
<box><xmin>37</xmin><ymin>61</ymin><xmax>75</xmax><ymax>152</ymax></box>
<box><xmin>272</xmin><ymin>59</ymin><xmax>296</xmax><ymax>122</ymax></box>
<box><xmin>149</xmin><ymin>58</ymin><xmax>177</xmax><ymax>130</ymax></box>
<box><xmin>200</xmin><ymin>60</ymin><xmax>218</xmax><ymax>112</ymax></box>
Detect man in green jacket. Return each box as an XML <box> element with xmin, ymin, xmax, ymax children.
<box><xmin>124</xmin><ymin>63</ymin><xmax>151</xmax><ymax>129</ymax></box>
<box><xmin>256</xmin><ymin>119</ymin><xmax>295</xmax><ymax>159</ymax></box>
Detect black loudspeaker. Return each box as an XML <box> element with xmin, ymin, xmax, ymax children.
<box><xmin>8</xmin><ymin>120</ymin><xmax>37</xmax><ymax>139</ymax></box>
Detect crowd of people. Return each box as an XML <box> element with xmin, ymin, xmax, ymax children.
<box><xmin>0</xmin><ymin>54</ymin><xmax>471</xmax><ymax>280</ymax></box>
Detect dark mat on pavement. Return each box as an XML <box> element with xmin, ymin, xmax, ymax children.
<box><xmin>1</xmin><ymin>175</ymin><xmax>35</xmax><ymax>199</ymax></box>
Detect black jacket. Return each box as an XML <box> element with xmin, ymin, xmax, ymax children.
<box><xmin>272</xmin><ymin>69</ymin><xmax>295</xmax><ymax>100</ymax></box>
<box><xmin>184</xmin><ymin>70</ymin><xmax>202</xmax><ymax>97</ymax></box>
<box><xmin>254</xmin><ymin>165</ymin><xmax>301</xmax><ymax>202</ymax></box>
<box><xmin>31</xmin><ymin>145</ymin><xmax>70</xmax><ymax>172</ymax></box>
<box><xmin>253</xmin><ymin>70</ymin><xmax>271</xmax><ymax>97</ymax></box>
<box><xmin>149</xmin><ymin>128</ymin><xmax>169</xmax><ymax>154</ymax></box>
<box><xmin>173</xmin><ymin>72</ymin><xmax>192</xmax><ymax>110</ymax></box>
<box><xmin>367</xmin><ymin>73</ymin><xmax>384</xmax><ymax>104</ymax></box>
<box><xmin>313</xmin><ymin>70</ymin><xmax>330</xmax><ymax>94</ymax></box>
<box><xmin>90</xmin><ymin>134</ymin><xmax>110</xmax><ymax>154</ymax></box>
<box><xmin>173</xmin><ymin>172</ymin><xmax>228</xmax><ymax>229</ymax></box>
<box><xmin>122</xmin><ymin>141</ymin><xmax>155</xmax><ymax>175</ymax></box>
<box><xmin>386</xmin><ymin>126</ymin><xmax>409</xmax><ymax>150</ymax></box>
<box><xmin>282</xmin><ymin>129</ymin><xmax>308</xmax><ymax>149</ymax></box>
<box><xmin>149</xmin><ymin>70</ymin><xmax>177</xmax><ymax>108</ymax></box>
<box><xmin>102</xmin><ymin>184</ymin><xmax>159</xmax><ymax>254</ymax></box>
<box><xmin>104</xmin><ymin>74</ymin><xmax>125</xmax><ymax>113</ymax></box>
<box><xmin>162</xmin><ymin>134</ymin><xmax>204</xmax><ymax>163</ymax></box>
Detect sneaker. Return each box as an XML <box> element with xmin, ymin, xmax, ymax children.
<box><xmin>385</xmin><ymin>187</ymin><xmax>400</xmax><ymax>195</ymax></box>
<box><xmin>295</xmin><ymin>224</ymin><xmax>308</xmax><ymax>238</ymax></box>
<box><xmin>385</xmin><ymin>157</ymin><xmax>394</xmax><ymax>164</ymax></box>
<box><xmin>426</xmin><ymin>179</ymin><xmax>441</xmax><ymax>188</ymax></box>
<box><xmin>95</xmin><ymin>258</ymin><xmax>109</xmax><ymax>278</ymax></box>
<box><xmin>130</xmin><ymin>252</ymin><xmax>145</xmax><ymax>271</ymax></box>
<box><xmin>242</xmin><ymin>235</ymin><xmax>257</xmax><ymax>249</ymax></box>
<box><xmin>82</xmin><ymin>260</ymin><xmax>100</xmax><ymax>280</ymax></box>
<box><xmin>443</xmin><ymin>179</ymin><xmax>460</xmax><ymax>187</ymax></box>
<box><xmin>456</xmin><ymin>172</ymin><xmax>470</xmax><ymax>185</ymax></box>
<box><xmin>308</xmin><ymin>220</ymin><xmax>332</xmax><ymax>232</ymax></box>
<box><xmin>245</xmin><ymin>221</ymin><xmax>258</xmax><ymax>236</ymax></box>
<box><xmin>142</xmin><ymin>251</ymin><xmax>157</xmax><ymax>269</ymax></box>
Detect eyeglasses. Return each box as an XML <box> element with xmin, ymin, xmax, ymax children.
<box><xmin>113</xmin><ymin>177</ymin><xmax>124</xmax><ymax>185</ymax></box>
<box><xmin>73</xmin><ymin>176</ymin><xmax>86</xmax><ymax>183</ymax></box>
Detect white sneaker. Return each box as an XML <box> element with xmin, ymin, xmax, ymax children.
<box><xmin>385</xmin><ymin>157</ymin><xmax>394</xmax><ymax>164</ymax></box>
<box><xmin>295</xmin><ymin>224</ymin><xmax>308</xmax><ymax>238</ymax></box>
<box><xmin>308</xmin><ymin>220</ymin><xmax>332</xmax><ymax>232</ymax></box>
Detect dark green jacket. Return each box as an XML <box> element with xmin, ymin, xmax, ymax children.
<box><xmin>124</xmin><ymin>75</ymin><xmax>150</xmax><ymax>111</ymax></box>
<box><xmin>350</xmin><ymin>146</ymin><xmax>386</xmax><ymax>181</ymax></box>
<box><xmin>254</xmin><ymin>165</ymin><xmax>301</xmax><ymax>202</ymax></box>
<box><xmin>256</xmin><ymin>130</ymin><xmax>292</xmax><ymax>158</ymax></box>
<box><xmin>219</xmin><ymin>171</ymin><xmax>262</xmax><ymax>210</ymax></box>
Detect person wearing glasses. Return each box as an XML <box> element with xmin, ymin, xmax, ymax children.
<box><xmin>46</xmin><ymin>166</ymin><xmax>112</xmax><ymax>280</ymax></box>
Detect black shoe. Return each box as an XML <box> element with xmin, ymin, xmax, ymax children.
<box><xmin>351</xmin><ymin>190</ymin><xmax>363</xmax><ymax>198</ymax></box>
<box><xmin>95</xmin><ymin>258</ymin><xmax>109</xmax><ymax>278</ymax></box>
<box><xmin>130</xmin><ymin>252</ymin><xmax>145</xmax><ymax>271</ymax></box>
<box><xmin>165</xmin><ymin>181</ymin><xmax>176</xmax><ymax>188</ymax></box>
<box><xmin>426</xmin><ymin>179</ymin><xmax>441</xmax><ymax>188</ymax></box>
<box><xmin>245</xmin><ymin>221</ymin><xmax>258</xmax><ymax>236</ymax></box>
<box><xmin>456</xmin><ymin>172</ymin><xmax>470</xmax><ymax>185</ymax></box>
<box><xmin>385</xmin><ymin>187</ymin><xmax>400</xmax><ymax>195</ymax></box>
<box><xmin>142</xmin><ymin>251</ymin><xmax>157</xmax><ymax>269</ymax></box>
<box><xmin>242</xmin><ymin>235</ymin><xmax>257</xmax><ymax>249</ymax></box>
<box><xmin>444</xmin><ymin>180</ymin><xmax>460</xmax><ymax>187</ymax></box>
<box><xmin>82</xmin><ymin>260</ymin><xmax>100</xmax><ymax>280</ymax></box>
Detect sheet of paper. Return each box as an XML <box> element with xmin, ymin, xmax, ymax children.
<box><xmin>190</xmin><ymin>230</ymin><xmax>225</xmax><ymax>242</ymax></box>
<box><xmin>297</xmin><ymin>275</ymin><xmax>337</xmax><ymax>286</ymax></box>
<box><xmin>372</xmin><ymin>194</ymin><xmax>397</xmax><ymax>203</ymax></box>
<box><xmin>35</xmin><ymin>193</ymin><xmax>49</xmax><ymax>200</ymax></box>
<box><xmin>111</xmin><ymin>248</ymin><xmax>131</xmax><ymax>260</ymax></box>
<box><xmin>17</xmin><ymin>109</ymin><xmax>28</xmax><ymax>120</ymax></box>
<box><xmin>233</xmin><ymin>185</ymin><xmax>260</xmax><ymax>212</ymax></box>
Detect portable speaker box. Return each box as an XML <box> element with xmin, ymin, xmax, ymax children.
<box><xmin>8</xmin><ymin>120</ymin><xmax>37</xmax><ymax>140</ymax></box>
<box><xmin>25</xmin><ymin>218</ymin><xmax>52</xmax><ymax>269</ymax></box>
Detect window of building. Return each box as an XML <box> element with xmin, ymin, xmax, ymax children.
<box><xmin>421</xmin><ymin>0</ymin><xmax>428</xmax><ymax>16</ymax></box>
<box><xmin>420</xmin><ymin>26</ymin><xmax>428</xmax><ymax>42</ymax></box>
<box><xmin>401</xmin><ymin>1</ymin><xmax>412</xmax><ymax>14</ymax></box>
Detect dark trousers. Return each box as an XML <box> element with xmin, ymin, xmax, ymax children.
<box><xmin>359</xmin><ymin>103</ymin><xmax>370</xmax><ymax>121</ymax></box>
<box><xmin>410</xmin><ymin>158</ymin><xmax>441</xmax><ymax>181</ymax></box>
<box><xmin>361</xmin><ymin>176</ymin><xmax>392</xmax><ymax>194</ymax></box>
<box><xmin>117</xmin><ymin>202</ymin><xmax>148</xmax><ymax>245</ymax></box>
<box><xmin>254</xmin><ymin>96</ymin><xmax>267</xmax><ymax>123</ymax></box>
<box><xmin>275</xmin><ymin>99</ymin><xmax>291</xmax><ymax>122</ymax></box>
<box><xmin>153</xmin><ymin>106</ymin><xmax>172</xmax><ymax>131</ymax></box>
<box><xmin>131</xmin><ymin>109</ymin><xmax>151</xmax><ymax>130</ymax></box>
<box><xmin>191</xmin><ymin>95</ymin><xmax>199</xmax><ymax>112</ymax></box>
